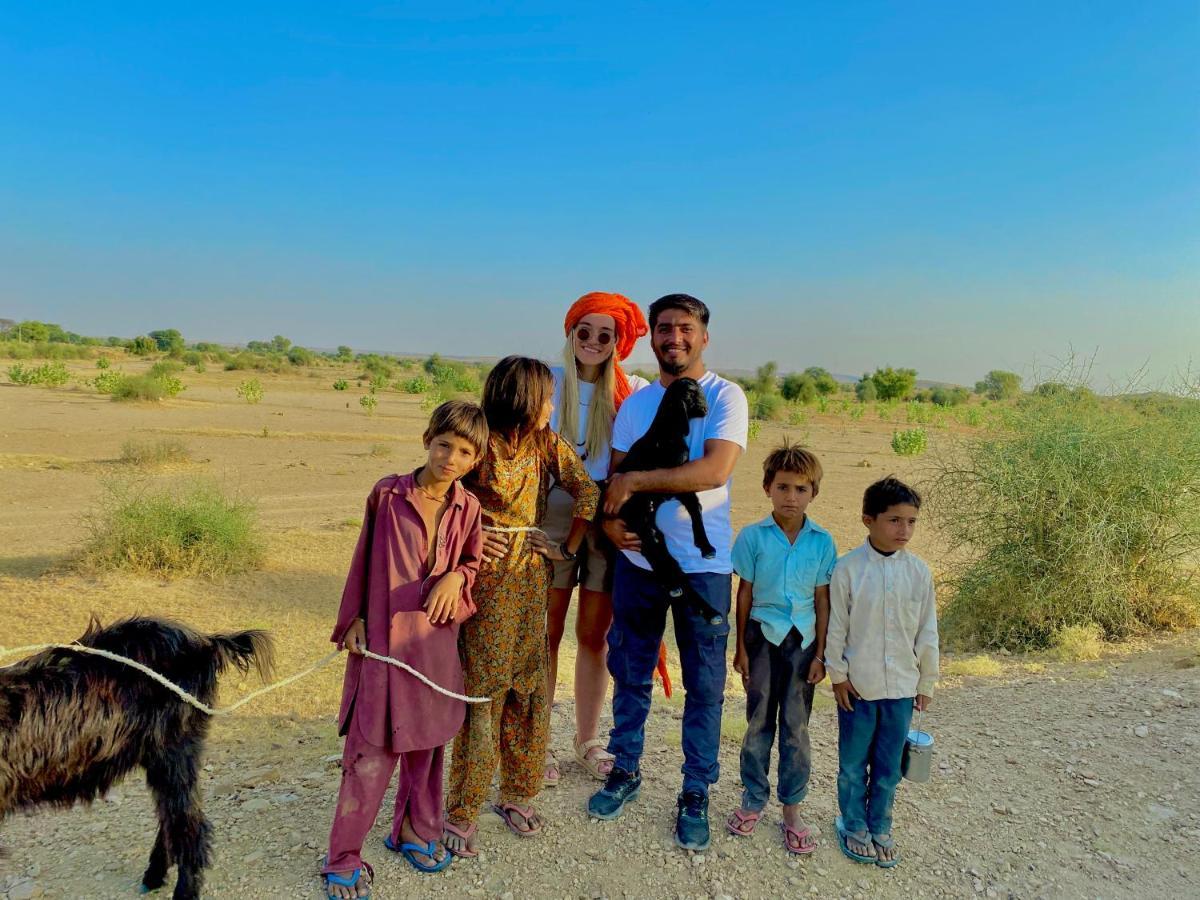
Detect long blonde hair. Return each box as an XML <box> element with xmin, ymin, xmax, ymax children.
<box><xmin>558</xmin><ymin>334</ymin><xmax>616</xmax><ymax>464</ymax></box>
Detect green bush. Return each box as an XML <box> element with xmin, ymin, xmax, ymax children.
<box><xmin>236</xmin><ymin>379</ymin><xmax>264</xmax><ymax>404</ymax></box>
<box><xmin>855</xmin><ymin>376</ymin><xmax>877</xmax><ymax>402</ymax></box>
<box><xmin>932</xmin><ymin>392</ymin><xmax>1200</xmax><ymax>649</ymax></box>
<box><xmin>931</xmin><ymin>385</ymin><xmax>970</xmax><ymax>407</ymax></box>
<box><xmin>869</xmin><ymin>367</ymin><xmax>918</xmax><ymax>401</ymax></box>
<box><xmin>120</xmin><ymin>438</ymin><xmax>192</xmax><ymax>467</ymax></box>
<box><xmin>746</xmin><ymin>390</ymin><xmax>785</xmax><ymax>421</ymax></box>
<box><xmin>7</xmin><ymin>361</ymin><xmax>70</xmax><ymax>387</ymax></box>
<box><xmin>96</xmin><ymin>356</ymin><xmax>111</xmax><ymax>370</ymax></box>
<box><xmin>112</xmin><ymin>373</ymin><xmax>184</xmax><ymax>401</ymax></box>
<box><xmin>891</xmin><ymin>428</ymin><xmax>928</xmax><ymax>456</ymax></box>
<box><xmin>93</xmin><ymin>370</ymin><xmax>127</xmax><ymax>394</ymax></box>
<box><xmin>148</xmin><ymin>360</ymin><xmax>184</xmax><ymax>378</ymax></box>
<box><xmin>333</xmin><ymin>379</ymin><xmax>349</xmax><ymax>391</ymax></box>
<box><xmin>359</xmin><ymin>393</ymin><xmax>379</xmax><ymax>415</ymax></box>
<box><xmin>747</xmin><ymin>420</ymin><xmax>762</xmax><ymax>443</ymax></box>
<box><xmin>82</xmin><ymin>480</ymin><xmax>263</xmax><ymax>577</ymax></box>
<box><xmin>128</xmin><ymin>335</ymin><xmax>157</xmax><ymax>356</ymax></box>
<box><xmin>401</xmin><ymin>375</ymin><xmax>432</xmax><ymax>394</ymax></box>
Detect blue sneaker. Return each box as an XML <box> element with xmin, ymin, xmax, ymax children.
<box><xmin>587</xmin><ymin>766</ymin><xmax>641</xmax><ymax>820</ymax></box>
<box><xmin>674</xmin><ymin>789</ymin><xmax>710</xmax><ymax>851</ymax></box>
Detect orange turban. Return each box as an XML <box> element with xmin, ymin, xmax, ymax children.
<box><xmin>564</xmin><ymin>291</ymin><xmax>649</xmax><ymax>409</ymax></box>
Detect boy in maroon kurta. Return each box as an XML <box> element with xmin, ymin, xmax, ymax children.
<box><xmin>323</xmin><ymin>401</ymin><xmax>488</xmax><ymax>898</ymax></box>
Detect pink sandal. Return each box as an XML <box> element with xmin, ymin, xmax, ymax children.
<box><xmin>780</xmin><ymin>821</ymin><xmax>818</xmax><ymax>855</ymax></box>
<box><xmin>726</xmin><ymin>808</ymin><xmax>762</xmax><ymax>837</ymax></box>
<box><xmin>442</xmin><ymin>819</ymin><xmax>478</xmax><ymax>859</ymax></box>
<box><xmin>491</xmin><ymin>802</ymin><xmax>544</xmax><ymax>838</ymax></box>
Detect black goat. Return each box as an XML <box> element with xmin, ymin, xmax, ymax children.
<box><xmin>0</xmin><ymin>617</ymin><xmax>273</xmax><ymax>900</ymax></box>
<box><xmin>612</xmin><ymin>377</ymin><xmax>724</xmax><ymax>624</ymax></box>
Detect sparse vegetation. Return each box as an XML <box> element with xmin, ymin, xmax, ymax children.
<box><xmin>933</xmin><ymin>389</ymin><xmax>1200</xmax><ymax>650</ymax></box>
<box><xmin>236</xmin><ymin>379</ymin><xmax>264</xmax><ymax>404</ymax></box>
<box><xmin>111</xmin><ymin>373</ymin><xmax>185</xmax><ymax>401</ymax></box>
<box><xmin>120</xmin><ymin>438</ymin><xmax>192</xmax><ymax>467</ymax></box>
<box><xmin>82</xmin><ymin>480</ymin><xmax>263</xmax><ymax>578</ymax></box>
<box><xmin>891</xmin><ymin>428</ymin><xmax>928</xmax><ymax>455</ymax></box>
<box><xmin>7</xmin><ymin>361</ymin><xmax>70</xmax><ymax>387</ymax></box>
<box><xmin>359</xmin><ymin>393</ymin><xmax>378</xmax><ymax>415</ymax></box>
<box><xmin>333</xmin><ymin>379</ymin><xmax>349</xmax><ymax>391</ymax></box>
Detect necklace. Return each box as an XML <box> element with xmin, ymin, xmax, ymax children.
<box><xmin>414</xmin><ymin>470</ymin><xmax>450</xmax><ymax>503</ymax></box>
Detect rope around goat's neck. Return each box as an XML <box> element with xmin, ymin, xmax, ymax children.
<box><xmin>0</xmin><ymin>644</ymin><xmax>490</xmax><ymax>715</ymax></box>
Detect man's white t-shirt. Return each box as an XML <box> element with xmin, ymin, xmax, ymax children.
<box><xmin>551</xmin><ymin>365</ymin><xmax>650</xmax><ymax>482</ymax></box>
<box><xmin>611</xmin><ymin>370</ymin><xmax>749</xmax><ymax>575</ymax></box>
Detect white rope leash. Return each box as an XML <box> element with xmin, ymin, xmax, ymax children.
<box><xmin>483</xmin><ymin>525</ymin><xmax>547</xmax><ymax>535</ymax></box>
<box><xmin>0</xmin><ymin>643</ymin><xmax>490</xmax><ymax>715</ymax></box>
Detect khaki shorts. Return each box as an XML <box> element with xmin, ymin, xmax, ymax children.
<box><xmin>541</xmin><ymin>483</ymin><xmax>613</xmax><ymax>594</ymax></box>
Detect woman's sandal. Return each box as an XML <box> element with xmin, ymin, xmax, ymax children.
<box><xmin>491</xmin><ymin>801</ymin><xmax>544</xmax><ymax>838</ymax></box>
<box><xmin>726</xmin><ymin>808</ymin><xmax>762</xmax><ymax>837</ymax></box>
<box><xmin>573</xmin><ymin>736</ymin><xmax>615</xmax><ymax>780</ymax></box>
<box><xmin>442</xmin><ymin>819</ymin><xmax>479</xmax><ymax>859</ymax></box>
<box><xmin>779</xmin><ymin>821</ymin><xmax>818</xmax><ymax>855</ymax></box>
<box><xmin>384</xmin><ymin>834</ymin><xmax>453</xmax><ymax>873</ymax></box>
<box><xmin>322</xmin><ymin>860</ymin><xmax>373</xmax><ymax>899</ymax></box>
<box><xmin>872</xmin><ymin>832</ymin><xmax>901</xmax><ymax>868</ymax></box>
<box><xmin>834</xmin><ymin>816</ymin><xmax>876</xmax><ymax>864</ymax></box>
<box><xmin>543</xmin><ymin>749</ymin><xmax>561</xmax><ymax>787</ymax></box>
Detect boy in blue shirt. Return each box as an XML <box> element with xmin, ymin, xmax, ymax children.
<box><xmin>727</xmin><ymin>442</ymin><xmax>837</xmax><ymax>854</ymax></box>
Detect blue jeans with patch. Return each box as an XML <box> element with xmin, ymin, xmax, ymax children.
<box><xmin>606</xmin><ymin>555</ymin><xmax>732</xmax><ymax>795</ymax></box>
<box><xmin>739</xmin><ymin>621</ymin><xmax>816</xmax><ymax>811</ymax></box>
<box><xmin>836</xmin><ymin>696</ymin><xmax>913</xmax><ymax>836</ymax></box>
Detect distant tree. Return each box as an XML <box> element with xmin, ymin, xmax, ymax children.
<box><xmin>271</xmin><ymin>335</ymin><xmax>292</xmax><ymax>353</ymax></box>
<box><xmin>287</xmin><ymin>345</ymin><xmax>316</xmax><ymax>366</ymax></box>
<box><xmin>148</xmin><ymin>329</ymin><xmax>185</xmax><ymax>354</ymax></box>
<box><xmin>870</xmin><ymin>367</ymin><xmax>918</xmax><ymax>401</ymax></box>
<box><xmin>855</xmin><ymin>373</ymin><xmax>878</xmax><ymax>402</ymax></box>
<box><xmin>975</xmin><ymin>369</ymin><xmax>1022</xmax><ymax>401</ymax></box>
<box><xmin>128</xmin><ymin>335</ymin><xmax>157</xmax><ymax>355</ymax></box>
<box><xmin>930</xmin><ymin>385</ymin><xmax>970</xmax><ymax>407</ymax></box>
<box><xmin>803</xmin><ymin>366</ymin><xmax>840</xmax><ymax>395</ymax></box>
<box><xmin>752</xmin><ymin>361</ymin><xmax>779</xmax><ymax>395</ymax></box>
<box><xmin>14</xmin><ymin>320</ymin><xmax>50</xmax><ymax>342</ymax></box>
<box><xmin>336</xmin><ymin>345</ymin><xmax>353</xmax><ymax>361</ymax></box>
<box><xmin>781</xmin><ymin>373</ymin><xmax>819</xmax><ymax>403</ymax></box>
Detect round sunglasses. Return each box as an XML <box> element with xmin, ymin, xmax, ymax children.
<box><xmin>574</xmin><ymin>326</ymin><xmax>613</xmax><ymax>346</ymax></box>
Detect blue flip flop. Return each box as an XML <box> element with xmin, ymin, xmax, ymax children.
<box><xmin>871</xmin><ymin>832</ymin><xmax>901</xmax><ymax>868</ymax></box>
<box><xmin>834</xmin><ymin>816</ymin><xmax>876</xmax><ymax>865</ymax></box>
<box><xmin>322</xmin><ymin>859</ymin><xmax>373</xmax><ymax>899</ymax></box>
<box><xmin>384</xmin><ymin>834</ymin><xmax>453</xmax><ymax>873</ymax></box>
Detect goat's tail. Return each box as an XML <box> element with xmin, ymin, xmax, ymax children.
<box><xmin>208</xmin><ymin>630</ymin><xmax>275</xmax><ymax>682</ymax></box>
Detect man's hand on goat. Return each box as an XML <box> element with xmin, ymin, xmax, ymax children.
<box><xmin>604</xmin><ymin>471</ymin><xmax>642</xmax><ymax>515</ymax></box>
<box><xmin>601</xmin><ymin>517</ymin><xmax>642</xmax><ymax>551</ymax></box>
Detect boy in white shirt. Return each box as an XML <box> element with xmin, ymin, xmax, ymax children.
<box><xmin>825</xmin><ymin>477</ymin><xmax>939</xmax><ymax>869</ymax></box>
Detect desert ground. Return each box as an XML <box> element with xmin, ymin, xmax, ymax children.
<box><xmin>1</xmin><ymin>362</ymin><xmax>1197</xmax><ymax>900</ymax></box>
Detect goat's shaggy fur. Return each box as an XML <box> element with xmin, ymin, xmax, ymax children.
<box><xmin>612</xmin><ymin>377</ymin><xmax>724</xmax><ymax>623</ymax></box>
<box><xmin>0</xmin><ymin>617</ymin><xmax>273</xmax><ymax>900</ymax></box>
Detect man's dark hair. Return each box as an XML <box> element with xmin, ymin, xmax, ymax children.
<box><xmin>862</xmin><ymin>476</ymin><xmax>923</xmax><ymax>517</ymax></box>
<box><xmin>648</xmin><ymin>294</ymin><xmax>710</xmax><ymax>331</ymax></box>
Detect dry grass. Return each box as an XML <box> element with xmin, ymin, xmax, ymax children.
<box><xmin>119</xmin><ymin>437</ymin><xmax>192</xmax><ymax>467</ymax></box>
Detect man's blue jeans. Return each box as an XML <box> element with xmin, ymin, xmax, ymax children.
<box><xmin>836</xmin><ymin>696</ymin><xmax>913</xmax><ymax>836</ymax></box>
<box><xmin>606</xmin><ymin>555</ymin><xmax>732</xmax><ymax>795</ymax></box>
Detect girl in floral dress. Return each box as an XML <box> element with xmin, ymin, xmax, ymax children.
<box><xmin>443</xmin><ymin>356</ymin><xmax>599</xmax><ymax>855</ymax></box>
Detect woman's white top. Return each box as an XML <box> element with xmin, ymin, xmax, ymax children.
<box><xmin>550</xmin><ymin>365</ymin><xmax>649</xmax><ymax>481</ymax></box>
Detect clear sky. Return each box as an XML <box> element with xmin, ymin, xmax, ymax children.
<box><xmin>1</xmin><ymin>2</ymin><xmax>1197</xmax><ymax>388</ymax></box>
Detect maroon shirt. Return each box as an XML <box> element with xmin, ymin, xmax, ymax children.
<box><xmin>331</xmin><ymin>472</ymin><xmax>483</xmax><ymax>753</ymax></box>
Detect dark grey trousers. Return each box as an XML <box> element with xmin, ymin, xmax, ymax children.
<box><xmin>738</xmin><ymin>620</ymin><xmax>816</xmax><ymax>810</ymax></box>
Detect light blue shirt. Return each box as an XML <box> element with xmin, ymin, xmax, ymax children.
<box><xmin>732</xmin><ymin>515</ymin><xmax>838</xmax><ymax>648</ymax></box>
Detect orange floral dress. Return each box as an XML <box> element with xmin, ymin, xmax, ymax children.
<box><xmin>446</xmin><ymin>430</ymin><xmax>598</xmax><ymax>822</ymax></box>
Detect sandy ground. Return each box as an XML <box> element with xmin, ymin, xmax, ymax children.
<box><xmin>1</xmin><ymin>364</ymin><xmax>1198</xmax><ymax>899</ymax></box>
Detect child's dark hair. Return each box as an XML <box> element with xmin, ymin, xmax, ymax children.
<box><xmin>424</xmin><ymin>399</ymin><xmax>489</xmax><ymax>457</ymax></box>
<box><xmin>481</xmin><ymin>355</ymin><xmax>554</xmax><ymax>450</ymax></box>
<box><xmin>862</xmin><ymin>476</ymin><xmax>922</xmax><ymax>517</ymax></box>
<box><xmin>762</xmin><ymin>440</ymin><xmax>823</xmax><ymax>494</ymax></box>
<box><xmin>648</xmin><ymin>293</ymin><xmax>710</xmax><ymax>331</ymax></box>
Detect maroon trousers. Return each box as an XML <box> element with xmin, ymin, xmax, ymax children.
<box><xmin>323</xmin><ymin>724</ymin><xmax>445</xmax><ymax>875</ymax></box>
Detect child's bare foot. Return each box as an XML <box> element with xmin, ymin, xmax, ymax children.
<box><xmin>324</xmin><ymin>868</ymin><xmax>371</xmax><ymax>899</ymax></box>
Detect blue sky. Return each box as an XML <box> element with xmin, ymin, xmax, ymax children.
<box><xmin>1</xmin><ymin>2</ymin><xmax>1197</xmax><ymax>387</ymax></box>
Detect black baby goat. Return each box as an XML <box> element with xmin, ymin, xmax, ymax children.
<box><xmin>0</xmin><ymin>617</ymin><xmax>273</xmax><ymax>900</ymax></box>
<box><xmin>611</xmin><ymin>377</ymin><xmax>725</xmax><ymax>624</ymax></box>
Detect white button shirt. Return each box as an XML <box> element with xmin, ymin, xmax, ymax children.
<box><xmin>824</xmin><ymin>539</ymin><xmax>940</xmax><ymax>700</ymax></box>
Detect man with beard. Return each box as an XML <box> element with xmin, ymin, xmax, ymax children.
<box><xmin>589</xmin><ymin>293</ymin><xmax>748</xmax><ymax>852</ymax></box>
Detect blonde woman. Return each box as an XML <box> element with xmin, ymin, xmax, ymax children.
<box><xmin>541</xmin><ymin>292</ymin><xmax>649</xmax><ymax>784</ymax></box>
